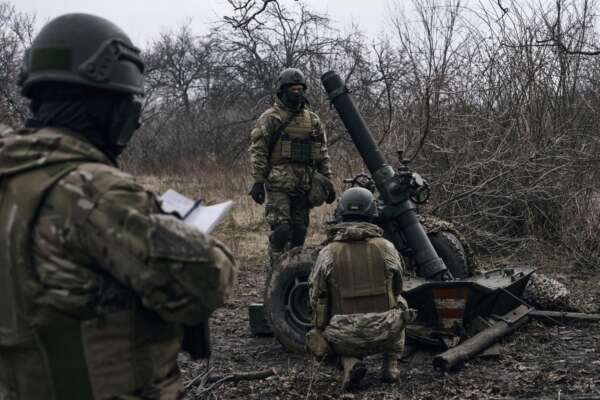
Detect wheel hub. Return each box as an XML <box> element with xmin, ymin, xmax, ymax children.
<box><xmin>286</xmin><ymin>276</ymin><xmax>312</xmax><ymax>329</ymax></box>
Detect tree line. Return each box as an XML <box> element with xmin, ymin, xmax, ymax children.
<box><xmin>1</xmin><ymin>0</ymin><xmax>599</xmax><ymax>267</ymax></box>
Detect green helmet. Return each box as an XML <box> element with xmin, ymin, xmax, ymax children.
<box><xmin>277</xmin><ymin>68</ymin><xmax>306</xmax><ymax>92</ymax></box>
<box><xmin>335</xmin><ymin>187</ymin><xmax>378</xmax><ymax>221</ymax></box>
<box><xmin>18</xmin><ymin>13</ymin><xmax>144</xmax><ymax>98</ymax></box>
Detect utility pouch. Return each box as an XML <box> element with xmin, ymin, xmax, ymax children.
<box><xmin>308</xmin><ymin>171</ymin><xmax>334</xmax><ymax>208</ymax></box>
<box><xmin>280</xmin><ymin>139</ymin><xmax>292</xmax><ymax>159</ymax></box>
<box><xmin>289</xmin><ymin>140</ymin><xmax>313</xmax><ymax>163</ymax></box>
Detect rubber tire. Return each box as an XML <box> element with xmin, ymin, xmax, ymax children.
<box><xmin>264</xmin><ymin>245</ymin><xmax>322</xmax><ymax>353</ymax></box>
<box><xmin>427</xmin><ymin>231</ymin><xmax>469</xmax><ymax>279</ymax></box>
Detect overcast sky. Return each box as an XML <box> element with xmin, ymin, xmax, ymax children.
<box><xmin>15</xmin><ymin>0</ymin><xmax>396</xmax><ymax>47</ymax></box>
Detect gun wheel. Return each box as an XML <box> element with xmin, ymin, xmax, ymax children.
<box><xmin>264</xmin><ymin>245</ymin><xmax>321</xmax><ymax>353</ymax></box>
<box><xmin>428</xmin><ymin>231</ymin><xmax>470</xmax><ymax>279</ymax></box>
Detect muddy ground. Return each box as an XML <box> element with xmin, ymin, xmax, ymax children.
<box><xmin>180</xmin><ymin>255</ymin><xmax>600</xmax><ymax>400</ymax></box>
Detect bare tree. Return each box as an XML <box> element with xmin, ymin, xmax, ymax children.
<box><xmin>121</xmin><ymin>0</ymin><xmax>600</xmax><ymax>267</ymax></box>
<box><xmin>223</xmin><ymin>0</ymin><xmax>297</xmax><ymax>29</ymax></box>
<box><xmin>0</xmin><ymin>1</ymin><xmax>34</xmax><ymax>125</ymax></box>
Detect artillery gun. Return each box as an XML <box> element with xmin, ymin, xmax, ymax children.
<box><xmin>253</xmin><ymin>71</ymin><xmax>475</xmax><ymax>352</ymax></box>
<box><xmin>341</xmin><ymin>162</ymin><xmax>471</xmax><ymax>280</ymax></box>
<box><xmin>322</xmin><ymin>70</ymin><xmax>467</xmax><ymax>281</ymax></box>
<box><xmin>249</xmin><ymin>71</ymin><xmax>600</xmax><ymax>369</ymax></box>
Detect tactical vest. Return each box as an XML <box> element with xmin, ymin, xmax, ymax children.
<box><xmin>0</xmin><ymin>130</ymin><xmax>182</xmax><ymax>400</ymax></box>
<box><xmin>327</xmin><ymin>239</ymin><xmax>397</xmax><ymax>316</ymax></box>
<box><xmin>270</xmin><ymin>109</ymin><xmax>323</xmax><ymax>165</ymax></box>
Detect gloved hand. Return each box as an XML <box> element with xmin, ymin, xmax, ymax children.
<box><xmin>249</xmin><ymin>182</ymin><xmax>266</xmax><ymax>204</ymax></box>
<box><xmin>432</xmin><ymin>269</ymin><xmax>454</xmax><ymax>281</ymax></box>
<box><xmin>326</xmin><ymin>187</ymin><xmax>336</xmax><ymax>204</ymax></box>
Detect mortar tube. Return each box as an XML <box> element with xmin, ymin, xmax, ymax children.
<box><xmin>321</xmin><ymin>71</ymin><xmax>390</xmax><ymax>188</ymax></box>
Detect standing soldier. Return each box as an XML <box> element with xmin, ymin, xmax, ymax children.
<box><xmin>0</xmin><ymin>14</ymin><xmax>236</xmax><ymax>400</ymax></box>
<box><xmin>249</xmin><ymin>68</ymin><xmax>336</xmax><ymax>266</ymax></box>
<box><xmin>306</xmin><ymin>187</ymin><xmax>416</xmax><ymax>391</ymax></box>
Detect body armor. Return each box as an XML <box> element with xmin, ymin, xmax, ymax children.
<box><xmin>327</xmin><ymin>239</ymin><xmax>396</xmax><ymax>316</ymax></box>
<box><xmin>270</xmin><ymin>110</ymin><xmax>322</xmax><ymax>165</ymax></box>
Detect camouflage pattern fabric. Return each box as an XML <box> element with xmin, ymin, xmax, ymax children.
<box><xmin>419</xmin><ymin>214</ymin><xmax>480</xmax><ymax>275</ymax></box>
<box><xmin>265</xmin><ymin>189</ymin><xmax>310</xmax><ymax>227</ymax></box>
<box><xmin>249</xmin><ymin>97</ymin><xmax>331</xmax><ymax>186</ymax></box>
<box><xmin>25</xmin><ymin>129</ymin><xmax>237</xmax><ymax>323</ymax></box>
<box><xmin>250</xmin><ymin>98</ymin><xmax>332</xmax><ymax>233</ymax></box>
<box><xmin>309</xmin><ymin>222</ymin><xmax>414</xmax><ymax>358</ymax></box>
<box><xmin>523</xmin><ymin>273</ymin><xmax>573</xmax><ymax>311</ymax></box>
<box><xmin>0</xmin><ymin>127</ymin><xmax>237</xmax><ymax>400</ymax></box>
<box><xmin>324</xmin><ymin>307</ymin><xmax>414</xmax><ymax>358</ymax></box>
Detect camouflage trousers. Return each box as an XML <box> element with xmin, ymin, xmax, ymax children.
<box><xmin>323</xmin><ymin>308</ymin><xmax>410</xmax><ymax>358</ymax></box>
<box><xmin>265</xmin><ymin>189</ymin><xmax>310</xmax><ymax>264</ymax></box>
<box><xmin>265</xmin><ymin>189</ymin><xmax>310</xmax><ymax>227</ymax></box>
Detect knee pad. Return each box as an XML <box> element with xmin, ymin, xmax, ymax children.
<box><xmin>290</xmin><ymin>226</ymin><xmax>307</xmax><ymax>248</ymax></box>
<box><xmin>270</xmin><ymin>223</ymin><xmax>291</xmax><ymax>251</ymax></box>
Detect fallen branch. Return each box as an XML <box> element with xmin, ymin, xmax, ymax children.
<box><xmin>194</xmin><ymin>367</ymin><xmax>279</xmax><ymax>396</ymax></box>
<box><xmin>206</xmin><ymin>367</ymin><xmax>278</xmax><ymax>383</ymax></box>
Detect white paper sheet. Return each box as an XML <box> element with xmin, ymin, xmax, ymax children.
<box><xmin>160</xmin><ymin>189</ymin><xmax>233</xmax><ymax>234</ymax></box>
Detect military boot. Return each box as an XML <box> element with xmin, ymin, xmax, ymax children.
<box><xmin>382</xmin><ymin>353</ymin><xmax>401</xmax><ymax>383</ymax></box>
<box><xmin>340</xmin><ymin>357</ymin><xmax>366</xmax><ymax>391</ymax></box>
<box><xmin>268</xmin><ymin>223</ymin><xmax>291</xmax><ymax>274</ymax></box>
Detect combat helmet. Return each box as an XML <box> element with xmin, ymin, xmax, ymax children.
<box><xmin>335</xmin><ymin>187</ymin><xmax>378</xmax><ymax>221</ymax></box>
<box><xmin>277</xmin><ymin>68</ymin><xmax>306</xmax><ymax>92</ymax></box>
<box><xmin>18</xmin><ymin>13</ymin><xmax>144</xmax><ymax>97</ymax></box>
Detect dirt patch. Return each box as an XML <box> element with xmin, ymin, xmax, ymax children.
<box><xmin>181</xmin><ymin>257</ymin><xmax>600</xmax><ymax>400</ymax></box>
<box><xmin>134</xmin><ymin>174</ymin><xmax>599</xmax><ymax>399</ymax></box>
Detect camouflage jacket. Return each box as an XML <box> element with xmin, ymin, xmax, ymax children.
<box><xmin>0</xmin><ymin>127</ymin><xmax>237</xmax><ymax>399</ymax></box>
<box><xmin>249</xmin><ymin>98</ymin><xmax>332</xmax><ymax>192</ymax></box>
<box><xmin>308</xmin><ymin>222</ymin><xmax>412</xmax><ymax>357</ymax></box>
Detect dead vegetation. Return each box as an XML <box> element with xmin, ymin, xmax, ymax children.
<box><xmin>126</xmin><ymin>0</ymin><xmax>600</xmax><ymax>270</ymax></box>
<box><xmin>2</xmin><ymin>0</ymin><xmax>599</xmax><ymax>267</ymax></box>
<box><xmin>1</xmin><ymin>0</ymin><xmax>600</xmax><ymax>398</ymax></box>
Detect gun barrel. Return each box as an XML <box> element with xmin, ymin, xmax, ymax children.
<box><xmin>321</xmin><ymin>70</ymin><xmax>450</xmax><ymax>280</ymax></box>
<box><xmin>321</xmin><ymin>71</ymin><xmax>388</xmax><ymax>175</ymax></box>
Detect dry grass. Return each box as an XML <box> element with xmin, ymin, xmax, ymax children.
<box><xmin>135</xmin><ymin>168</ymin><xmax>334</xmax><ymax>267</ymax></box>
<box><xmin>132</xmin><ymin>162</ymin><xmax>599</xmax><ymax>273</ymax></box>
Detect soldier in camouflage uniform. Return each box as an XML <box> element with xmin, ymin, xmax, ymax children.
<box><xmin>0</xmin><ymin>14</ymin><xmax>236</xmax><ymax>400</ymax></box>
<box><xmin>249</xmin><ymin>68</ymin><xmax>335</xmax><ymax>264</ymax></box>
<box><xmin>307</xmin><ymin>188</ymin><xmax>416</xmax><ymax>391</ymax></box>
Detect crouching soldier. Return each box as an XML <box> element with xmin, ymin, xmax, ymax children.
<box><xmin>306</xmin><ymin>187</ymin><xmax>416</xmax><ymax>391</ymax></box>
